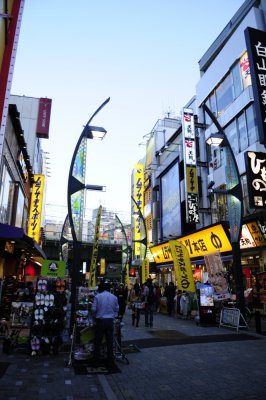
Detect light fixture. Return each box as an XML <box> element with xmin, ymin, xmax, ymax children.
<box><xmin>206</xmin><ymin>133</ymin><xmax>224</xmax><ymax>146</ymax></box>
<box><xmin>84</xmin><ymin>125</ymin><xmax>107</xmax><ymax>140</ymax></box>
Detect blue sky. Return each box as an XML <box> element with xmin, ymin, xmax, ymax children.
<box><xmin>11</xmin><ymin>0</ymin><xmax>244</xmax><ymax>218</ymax></box>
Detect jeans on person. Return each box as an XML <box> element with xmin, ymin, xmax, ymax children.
<box><xmin>93</xmin><ymin>318</ymin><xmax>114</xmax><ymax>364</ymax></box>
<box><xmin>145</xmin><ymin>303</ymin><xmax>154</xmax><ymax>326</ymax></box>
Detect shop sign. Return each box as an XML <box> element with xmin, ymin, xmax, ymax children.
<box><xmin>169</xmin><ymin>240</ymin><xmax>195</xmax><ymax>292</ymax></box>
<box><xmin>245</xmin><ymin>151</ymin><xmax>266</xmax><ymax>208</ymax></box>
<box><xmin>182</xmin><ymin>108</ymin><xmax>199</xmax><ymax>224</ymax></box>
<box><xmin>142</xmin><ymin>258</ymin><xmax>149</xmax><ymax>283</ymax></box>
<box><xmin>28</xmin><ymin>175</ymin><xmax>44</xmax><ymax>243</ymax></box>
<box><xmin>41</xmin><ymin>260</ymin><xmax>66</xmax><ymax>277</ymax></box>
<box><xmin>99</xmin><ymin>258</ymin><xmax>106</xmax><ymax>275</ymax></box>
<box><xmin>245</xmin><ymin>27</ymin><xmax>266</xmax><ymax>146</ymax></box>
<box><xmin>36</xmin><ymin>98</ymin><xmax>52</xmax><ymax>139</ymax></box>
<box><xmin>150</xmin><ymin>223</ymin><xmax>232</xmax><ymax>263</ymax></box>
<box><xmin>133</xmin><ymin>164</ymin><xmax>144</xmax><ymax>255</ymax></box>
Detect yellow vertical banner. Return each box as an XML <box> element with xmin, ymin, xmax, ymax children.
<box><xmin>88</xmin><ymin>205</ymin><xmax>102</xmax><ymax>288</ymax></box>
<box><xmin>142</xmin><ymin>258</ymin><xmax>149</xmax><ymax>284</ymax></box>
<box><xmin>169</xmin><ymin>240</ymin><xmax>195</xmax><ymax>293</ymax></box>
<box><xmin>28</xmin><ymin>175</ymin><xmax>45</xmax><ymax>243</ymax></box>
<box><xmin>134</xmin><ymin>164</ymin><xmax>144</xmax><ymax>255</ymax></box>
<box><xmin>125</xmin><ymin>263</ymin><xmax>130</xmax><ymax>289</ymax></box>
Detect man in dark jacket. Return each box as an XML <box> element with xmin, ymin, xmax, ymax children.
<box><xmin>164</xmin><ymin>281</ymin><xmax>176</xmax><ymax>315</ymax></box>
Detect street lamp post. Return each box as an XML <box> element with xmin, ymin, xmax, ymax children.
<box><xmin>203</xmin><ymin>103</ymin><xmax>246</xmax><ymax>321</ymax></box>
<box><xmin>67</xmin><ymin>97</ymin><xmax>110</xmax><ymax>331</ymax></box>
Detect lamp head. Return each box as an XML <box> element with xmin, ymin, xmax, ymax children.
<box><xmin>206</xmin><ymin>132</ymin><xmax>224</xmax><ymax>146</ymax></box>
<box><xmin>83</xmin><ymin>125</ymin><xmax>107</xmax><ymax>140</ymax></box>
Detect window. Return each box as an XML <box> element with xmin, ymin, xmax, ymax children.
<box><xmin>232</xmin><ymin>62</ymin><xmax>242</xmax><ymax>99</ymax></box>
<box><xmin>246</xmin><ymin>104</ymin><xmax>258</xmax><ymax>146</ymax></box>
<box><xmin>0</xmin><ymin>164</ymin><xmax>15</xmax><ymax>224</ymax></box>
<box><xmin>15</xmin><ymin>185</ymin><xmax>25</xmax><ymax>228</ymax></box>
<box><xmin>224</xmin><ymin>120</ymin><xmax>239</xmax><ymax>157</ymax></box>
<box><xmin>238</xmin><ymin>113</ymin><xmax>248</xmax><ymax>152</ymax></box>
<box><xmin>216</xmin><ymin>74</ymin><xmax>233</xmax><ymax>115</ymax></box>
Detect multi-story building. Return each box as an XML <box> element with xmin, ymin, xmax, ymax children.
<box><xmin>132</xmin><ymin>0</ymin><xmax>266</xmax><ymax>308</ymax></box>
<box><xmin>0</xmin><ymin>95</ymin><xmax>52</xmax><ymax>280</ymax></box>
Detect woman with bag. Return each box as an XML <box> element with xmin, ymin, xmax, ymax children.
<box><xmin>128</xmin><ymin>283</ymin><xmax>142</xmax><ymax>327</ymax></box>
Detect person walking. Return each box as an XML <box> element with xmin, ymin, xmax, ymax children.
<box><xmin>128</xmin><ymin>283</ymin><xmax>142</xmax><ymax>327</ymax></box>
<box><xmin>164</xmin><ymin>281</ymin><xmax>176</xmax><ymax>315</ymax></box>
<box><xmin>114</xmin><ymin>283</ymin><xmax>128</xmax><ymax>320</ymax></box>
<box><xmin>143</xmin><ymin>278</ymin><xmax>156</xmax><ymax>327</ymax></box>
<box><xmin>91</xmin><ymin>282</ymin><xmax>119</xmax><ymax>368</ymax></box>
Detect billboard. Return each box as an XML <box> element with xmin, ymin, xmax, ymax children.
<box><xmin>28</xmin><ymin>175</ymin><xmax>45</xmax><ymax>243</ymax></box>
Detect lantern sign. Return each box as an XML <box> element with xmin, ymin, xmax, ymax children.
<box><xmin>245</xmin><ymin>151</ymin><xmax>266</xmax><ymax>208</ymax></box>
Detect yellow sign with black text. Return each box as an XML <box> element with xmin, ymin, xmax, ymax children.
<box><xmin>150</xmin><ymin>224</ymin><xmax>232</xmax><ymax>263</ymax></box>
<box><xmin>169</xmin><ymin>240</ymin><xmax>195</xmax><ymax>292</ymax></box>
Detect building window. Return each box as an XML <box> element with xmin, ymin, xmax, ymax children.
<box><xmin>245</xmin><ymin>104</ymin><xmax>258</xmax><ymax>146</ymax></box>
<box><xmin>232</xmin><ymin>62</ymin><xmax>243</xmax><ymax>99</ymax></box>
<box><xmin>238</xmin><ymin>113</ymin><xmax>248</xmax><ymax>152</ymax></box>
<box><xmin>224</xmin><ymin>119</ymin><xmax>239</xmax><ymax>157</ymax></box>
<box><xmin>15</xmin><ymin>185</ymin><xmax>25</xmax><ymax>228</ymax></box>
<box><xmin>216</xmin><ymin>74</ymin><xmax>234</xmax><ymax>116</ymax></box>
<box><xmin>0</xmin><ymin>164</ymin><xmax>15</xmax><ymax>224</ymax></box>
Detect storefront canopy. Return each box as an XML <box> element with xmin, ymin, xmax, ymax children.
<box><xmin>0</xmin><ymin>223</ymin><xmax>46</xmax><ymax>259</ymax></box>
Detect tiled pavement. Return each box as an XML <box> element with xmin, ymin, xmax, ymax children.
<box><xmin>1</xmin><ymin>309</ymin><xmax>266</xmax><ymax>400</ymax></box>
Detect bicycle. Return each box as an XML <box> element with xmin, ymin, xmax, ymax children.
<box><xmin>113</xmin><ymin>317</ymin><xmax>129</xmax><ymax>365</ymax></box>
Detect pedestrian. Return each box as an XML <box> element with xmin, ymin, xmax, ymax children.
<box><xmin>143</xmin><ymin>278</ymin><xmax>156</xmax><ymax>327</ymax></box>
<box><xmin>164</xmin><ymin>281</ymin><xmax>176</xmax><ymax>315</ymax></box>
<box><xmin>114</xmin><ymin>283</ymin><xmax>128</xmax><ymax>320</ymax></box>
<box><xmin>91</xmin><ymin>281</ymin><xmax>119</xmax><ymax>368</ymax></box>
<box><xmin>154</xmin><ymin>282</ymin><xmax>161</xmax><ymax>312</ymax></box>
<box><xmin>128</xmin><ymin>283</ymin><xmax>142</xmax><ymax>327</ymax></box>
<box><xmin>180</xmin><ymin>291</ymin><xmax>189</xmax><ymax>318</ymax></box>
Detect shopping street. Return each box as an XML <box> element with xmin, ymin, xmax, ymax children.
<box><xmin>0</xmin><ymin>308</ymin><xmax>266</xmax><ymax>400</ymax></box>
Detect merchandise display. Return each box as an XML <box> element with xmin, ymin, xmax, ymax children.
<box><xmin>30</xmin><ymin>277</ymin><xmax>67</xmax><ymax>356</ymax></box>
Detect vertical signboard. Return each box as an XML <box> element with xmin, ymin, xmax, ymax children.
<box><xmin>141</xmin><ymin>258</ymin><xmax>149</xmax><ymax>284</ymax></box>
<box><xmin>88</xmin><ymin>205</ymin><xmax>102</xmax><ymax>288</ymax></box>
<box><xmin>168</xmin><ymin>240</ymin><xmax>195</xmax><ymax>292</ymax></box>
<box><xmin>36</xmin><ymin>98</ymin><xmax>52</xmax><ymax>138</ymax></box>
<box><xmin>245</xmin><ymin>27</ymin><xmax>266</xmax><ymax>146</ymax></box>
<box><xmin>0</xmin><ymin>0</ymin><xmax>24</xmax><ymax>159</ymax></box>
<box><xmin>133</xmin><ymin>164</ymin><xmax>144</xmax><ymax>255</ymax></box>
<box><xmin>28</xmin><ymin>175</ymin><xmax>45</xmax><ymax>243</ymax></box>
<box><xmin>245</xmin><ymin>151</ymin><xmax>266</xmax><ymax>208</ymax></box>
<box><xmin>182</xmin><ymin>108</ymin><xmax>200</xmax><ymax>224</ymax></box>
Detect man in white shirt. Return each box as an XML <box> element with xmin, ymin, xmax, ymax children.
<box><xmin>91</xmin><ymin>282</ymin><xmax>119</xmax><ymax>368</ymax></box>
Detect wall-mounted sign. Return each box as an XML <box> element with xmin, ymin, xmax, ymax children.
<box><xmin>133</xmin><ymin>164</ymin><xmax>144</xmax><ymax>256</ymax></box>
<box><xmin>36</xmin><ymin>98</ymin><xmax>52</xmax><ymax>139</ymax></box>
<box><xmin>245</xmin><ymin>151</ymin><xmax>266</xmax><ymax>208</ymax></box>
<box><xmin>182</xmin><ymin>108</ymin><xmax>199</xmax><ymax>224</ymax></box>
<box><xmin>28</xmin><ymin>175</ymin><xmax>45</xmax><ymax>243</ymax></box>
<box><xmin>245</xmin><ymin>27</ymin><xmax>266</xmax><ymax>146</ymax></box>
<box><xmin>41</xmin><ymin>260</ymin><xmax>66</xmax><ymax>278</ymax></box>
<box><xmin>150</xmin><ymin>223</ymin><xmax>232</xmax><ymax>263</ymax></box>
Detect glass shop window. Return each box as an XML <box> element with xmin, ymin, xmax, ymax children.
<box><xmin>216</xmin><ymin>74</ymin><xmax>234</xmax><ymax>116</ymax></box>
<box><xmin>15</xmin><ymin>185</ymin><xmax>25</xmax><ymax>228</ymax></box>
<box><xmin>245</xmin><ymin>104</ymin><xmax>258</xmax><ymax>146</ymax></box>
<box><xmin>238</xmin><ymin>113</ymin><xmax>248</xmax><ymax>152</ymax></box>
<box><xmin>0</xmin><ymin>164</ymin><xmax>15</xmax><ymax>224</ymax></box>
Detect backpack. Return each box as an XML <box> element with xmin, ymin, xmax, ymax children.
<box><xmin>147</xmin><ymin>286</ymin><xmax>156</xmax><ymax>304</ymax></box>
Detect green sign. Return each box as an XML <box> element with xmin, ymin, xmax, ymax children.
<box><xmin>41</xmin><ymin>260</ymin><xmax>66</xmax><ymax>277</ymax></box>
